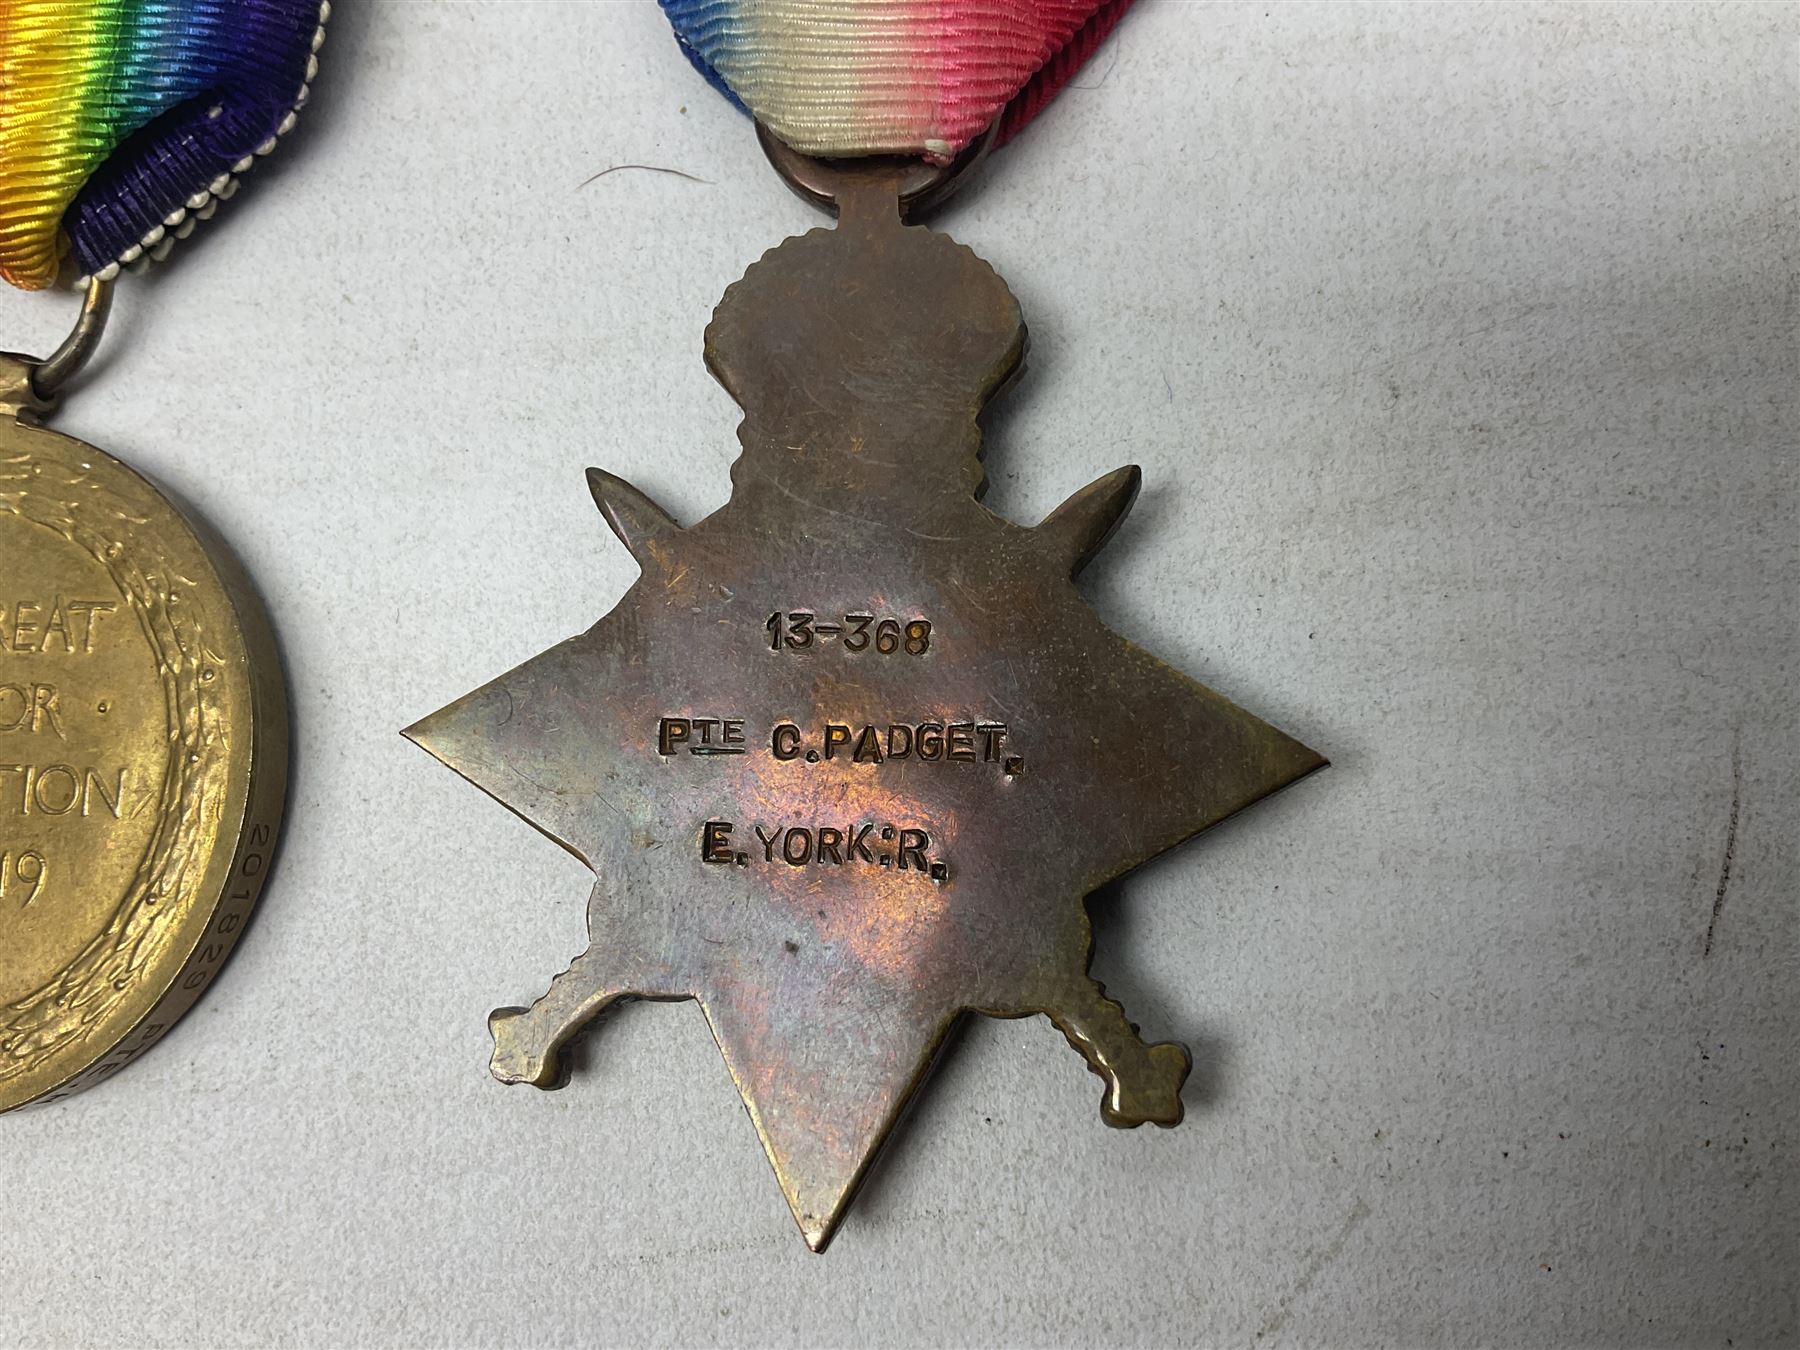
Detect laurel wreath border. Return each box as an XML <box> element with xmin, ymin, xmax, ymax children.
<box><xmin>0</xmin><ymin>429</ymin><xmax>227</xmax><ymax>1080</ymax></box>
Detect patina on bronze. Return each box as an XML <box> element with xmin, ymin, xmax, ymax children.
<box><xmin>405</xmin><ymin>150</ymin><xmax>1325</xmax><ymax>1251</ymax></box>
<box><xmin>0</xmin><ymin>283</ymin><xmax>288</xmax><ymax>1112</ymax></box>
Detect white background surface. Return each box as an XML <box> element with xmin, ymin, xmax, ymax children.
<box><xmin>0</xmin><ymin>3</ymin><xmax>1794</xmax><ymax>1346</ymax></box>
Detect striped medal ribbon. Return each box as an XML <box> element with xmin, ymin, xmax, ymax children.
<box><xmin>0</xmin><ymin>0</ymin><xmax>328</xmax><ymax>291</ymax></box>
<box><xmin>661</xmin><ymin>0</ymin><xmax>1135</xmax><ymax>161</ymax></box>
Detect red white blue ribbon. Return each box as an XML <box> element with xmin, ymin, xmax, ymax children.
<box><xmin>661</xmin><ymin>0</ymin><xmax>1135</xmax><ymax>160</ymax></box>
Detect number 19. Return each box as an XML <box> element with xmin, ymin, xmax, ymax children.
<box><xmin>0</xmin><ymin>850</ymin><xmax>46</xmax><ymax>907</ymax></box>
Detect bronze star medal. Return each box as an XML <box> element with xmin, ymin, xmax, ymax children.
<box><xmin>405</xmin><ymin>159</ymin><xmax>1325</xmax><ymax>1250</ymax></box>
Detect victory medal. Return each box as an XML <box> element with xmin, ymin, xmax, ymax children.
<box><xmin>0</xmin><ymin>2</ymin><xmax>328</xmax><ymax>1110</ymax></box>
<box><xmin>409</xmin><ymin>2</ymin><xmax>1325</xmax><ymax>1250</ymax></box>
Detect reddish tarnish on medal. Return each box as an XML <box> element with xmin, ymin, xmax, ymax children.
<box><xmin>405</xmin><ymin>161</ymin><xmax>1325</xmax><ymax>1251</ymax></box>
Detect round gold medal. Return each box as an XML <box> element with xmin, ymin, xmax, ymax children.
<box><xmin>0</xmin><ymin>352</ymin><xmax>286</xmax><ymax>1112</ymax></box>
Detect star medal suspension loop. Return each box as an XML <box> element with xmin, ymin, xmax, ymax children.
<box><xmin>0</xmin><ymin>1</ymin><xmax>326</xmax><ymax>1110</ymax></box>
<box><xmin>408</xmin><ymin>1</ymin><xmax>1326</xmax><ymax>1251</ymax></box>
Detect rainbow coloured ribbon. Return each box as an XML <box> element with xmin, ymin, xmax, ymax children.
<box><xmin>0</xmin><ymin>0</ymin><xmax>326</xmax><ymax>290</ymax></box>
<box><xmin>661</xmin><ymin>0</ymin><xmax>1134</xmax><ymax>161</ymax></box>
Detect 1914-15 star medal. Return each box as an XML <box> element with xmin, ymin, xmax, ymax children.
<box><xmin>406</xmin><ymin>161</ymin><xmax>1324</xmax><ymax>1251</ymax></box>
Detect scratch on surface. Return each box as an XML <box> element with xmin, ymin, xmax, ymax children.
<box><xmin>590</xmin><ymin>789</ymin><xmax>630</xmax><ymax>823</ymax></box>
<box><xmin>1256</xmin><ymin>1198</ymin><xmax>1369</xmax><ymax>1340</ymax></box>
<box><xmin>754</xmin><ymin>465</ymin><xmax>882</xmax><ymax>529</ymax></box>
<box><xmin>1068</xmin><ymin>43</ymin><xmax>1121</xmax><ymax>90</ymax></box>
<box><xmin>505</xmin><ymin>761</ymin><xmax>568</xmax><ymax>801</ymax></box>
<box><xmin>1333</xmin><ymin>309</ymin><xmax>1541</xmax><ymax>404</ymax></box>
<box><xmin>622</xmin><ymin>1230</ymin><xmax>789</xmax><ymax>1268</ymax></box>
<box><xmin>1703</xmin><ymin>729</ymin><xmax>1742</xmax><ymax>958</ymax></box>
<box><xmin>951</xmin><ymin>576</ymin><xmax>993</xmax><ymax>615</ymax></box>
<box><xmin>578</xmin><ymin>162</ymin><xmax>712</xmax><ymax>189</ymax></box>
